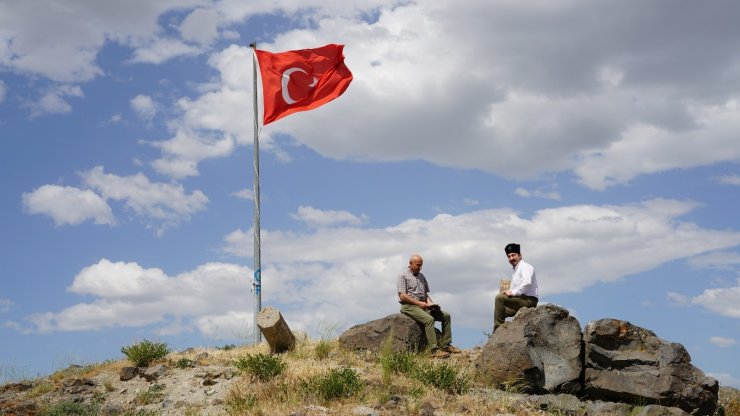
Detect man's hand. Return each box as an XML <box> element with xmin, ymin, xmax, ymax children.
<box><xmin>504</xmin><ymin>290</ymin><xmax>512</xmax><ymax>296</ymax></box>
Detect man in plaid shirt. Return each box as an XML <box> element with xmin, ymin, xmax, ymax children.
<box><xmin>398</xmin><ymin>254</ymin><xmax>461</xmax><ymax>357</ymax></box>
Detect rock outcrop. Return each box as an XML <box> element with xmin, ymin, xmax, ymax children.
<box><xmin>342</xmin><ymin>305</ymin><xmax>718</xmax><ymax>415</ymax></box>
<box><xmin>584</xmin><ymin>319</ymin><xmax>718</xmax><ymax>415</ymax></box>
<box><xmin>338</xmin><ymin>313</ymin><xmax>431</xmax><ymax>352</ymax></box>
<box><xmin>474</xmin><ymin>304</ymin><xmax>583</xmax><ymax>394</ymax></box>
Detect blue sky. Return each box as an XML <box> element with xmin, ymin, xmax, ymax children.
<box><xmin>1</xmin><ymin>0</ymin><xmax>739</xmax><ymax>388</ymax></box>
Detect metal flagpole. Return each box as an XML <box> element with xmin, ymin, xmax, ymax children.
<box><xmin>249</xmin><ymin>42</ymin><xmax>262</xmax><ymax>345</ymax></box>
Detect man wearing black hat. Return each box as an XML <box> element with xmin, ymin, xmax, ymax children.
<box><xmin>493</xmin><ymin>243</ymin><xmax>539</xmax><ymax>332</ymax></box>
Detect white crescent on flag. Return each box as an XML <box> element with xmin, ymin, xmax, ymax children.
<box><xmin>281</xmin><ymin>67</ymin><xmax>318</xmax><ymax>104</ymax></box>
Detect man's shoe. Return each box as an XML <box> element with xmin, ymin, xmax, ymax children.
<box><xmin>443</xmin><ymin>345</ymin><xmax>462</xmax><ymax>354</ymax></box>
<box><xmin>430</xmin><ymin>349</ymin><xmax>450</xmax><ymax>359</ymax></box>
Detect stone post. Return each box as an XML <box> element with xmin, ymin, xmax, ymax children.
<box><xmin>256</xmin><ymin>306</ymin><xmax>296</xmax><ymax>353</ymax></box>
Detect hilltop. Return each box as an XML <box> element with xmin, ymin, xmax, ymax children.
<box><xmin>1</xmin><ymin>338</ymin><xmax>738</xmax><ymax>416</ymax></box>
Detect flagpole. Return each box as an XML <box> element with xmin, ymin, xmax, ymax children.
<box><xmin>250</xmin><ymin>42</ymin><xmax>262</xmax><ymax>345</ymax></box>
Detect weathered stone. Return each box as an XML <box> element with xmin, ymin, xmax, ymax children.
<box><xmin>632</xmin><ymin>404</ymin><xmax>690</xmax><ymax>416</ymax></box>
<box><xmin>120</xmin><ymin>366</ymin><xmax>137</xmax><ymax>381</ymax></box>
<box><xmin>584</xmin><ymin>400</ymin><xmax>632</xmax><ymax>416</ymax></box>
<box><xmin>142</xmin><ymin>364</ymin><xmax>168</xmax><ymax>382</ymax></box>
<box><xmin>474</xmin><ymin>304</ymin><xmax>583</xmax><ymax>394</ymax></box>
<box><xmin>583</xmin><ymin>319</ymin><xmax>718</xmax><ymax>416</ymax></box>
<box><xmin>257</xmin><ymin>306</ymin><xmax>296</xmax><ymax>353</ymax></box>
<box><xmin>338</xmin><ymin>313</ymin><xmax>429</xmax><ymax>352</ymax></box>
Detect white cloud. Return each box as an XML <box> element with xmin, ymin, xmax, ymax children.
<box><xmin>23</xmin><ymin>259</ymin><xmax>250</xmax><ymax>333</ymax></box>
<box><xmin>5</xmin><ymin>1</ymin><xmax>740</xmax><ymax>189</ymax></box>
<box><xmin>80</xmin><ymin>166</ymin><xmax>209</xmax><ymax>232</ymax></box>
<box><xmin>16</xmin><ymin>198</ymin><xmax>740</xmax><ymax>336</ymax></box>
<box><xmin>0</xmin><ymin>298</ymin><xmax>12</xmax><ymax>313</ymax></box>
<box><xmin>666</xmin><ymin>291</ymin><xmax>691</xmax><ymax>306</ymax></box>
<box><xmin>129</xmin><ymin>38</ymin><xmax>203</xmax><ymax>64</ymax></box>
<box><xmin>179</xmin><ymin>7</ymin><xmax>220</xmax><ymax>45</ymax></box>
<box><xmin>290</xmin><ymin>205</ymin><xmax>367</xmax><ymax>227</ymax></box>
<box><xmin>231</xmin><ymin>188</ymin><xmax>254</xmax><ymax>200</ymax></box>
<box><xmin>0</xmin><ymin>80</ymin><xmax>6</xmax><ymax>103</ymax></box>
<box><xmin>709</xmin><ymin>336</ymin><xmax>737</xmax><ymax>348</ymax></box>
<box><xmin>149</xmin><ymin>129</ymin><xmax>236</xmax><ymax>179</ymax></box>
<box><xmin>716</xmin><ymin>174</ymin><xmax>740</xmax><ymax>186</ymax></box>
<box><xmin>691</xmin><ymin>281</ymin><xmax>740</xmax><ymax>318</ymax></box>
<box><xmin>24</xmin><ymin>85</ymin><xmax>84</xmax><ymax>117</ymax></box>
<box><xmin>130</xmin><ymin>94</ymin><xmax>158</xmax><ymax>120</ymax></box>
<box><xmin>18</xmin><ymin>197</ymin><xmax>740</xmax><ymax>337</ymax></box>
<box><xmin>515</xmin><ymin>187</ymin><xmax>561</xmax><ymax>201</ymax></box>
<box><xmin>22</xmin><ymin>184</ymin><xmax>115</xmax><ymax>226</ymax></box>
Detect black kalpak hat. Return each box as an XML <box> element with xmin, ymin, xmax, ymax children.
<box><xmin>505</xmin><ymin>243</ymin><xmax>521</xmax><ymax>255</ymax></box>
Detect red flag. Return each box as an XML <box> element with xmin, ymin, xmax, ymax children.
<box><xmin>255</xmin><ymin>44</ymin><xmax>353</xmax><ymax>125</ymax></box>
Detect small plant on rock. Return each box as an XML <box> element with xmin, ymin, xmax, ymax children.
<box><xmin>121</xmin><ymin>340</ymin><xmax>170</xmax><ymax>367</ymax></box>
<box><xmin>234</xmin><ymin>353</ymin><xmax>286</xmax><ymax>382</ymax></box>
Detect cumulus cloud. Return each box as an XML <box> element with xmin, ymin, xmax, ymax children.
<box><xmin>514</xmin><ymin>187</ymin><xmax>561</xmax><ymax>201</ymax></box>
<box><xmin>691</xmin><ymin>280</ymin><xmax>740</xmax><ymax>318</ymax></box>
<box><xmin>709</xmin><ymin>336</ymin><xmax>737</xmax><ymax>348</ymax></box>
<box><xmin>80</xmin><ymin>166</ymin><xmax>209</xmax><ymax>232</ymax></box>
<box><xmin>0</xmin><ymin>298</ymin><xmax>13</xmax><ymax>313</ymax></box>
<box><xmin>4</xmin><ymin>2</ymin><xmax>740</xmax><ymax>189</ymax></box>
<box><xmin>17</xmin><ymin>198</ymin><xmax>740</xmax><ymax>337</ymax></box>
<box><xmin>22</xmin><ymin>185</ymin><xmax>115</xmax><ymax>226</ymax></box>
<box><xmin>290</xmin><ymin>206</ymin><xmax>367</xmax><ymax>227</ymax></box>
<box><xmin>231</xmin><ymin>188</ymin><xmax>254</xmax><ymax>200</ymax></box>
<box><xmin>22</xmin><ymin>259</ymin><xmax>251</xmax><ymax>334</ymax></box>
<box><xmin>716</xmin><ymin>174</ymin><xmax>740</xmax><ymax>186</ymax></box>
<box><xmin>22</xmin><ymin>167</ymin><xmax>209</xmax><ymax>233</ymax></box>
<box><xmin>24</xmin><ymin>85</ymin><xmax>84</xmax><ymax>117</ymax></box>
<box><xmin>130</xmin><ymin>94</ymin><xmax>158</xmax><ymax>120</ymax></box>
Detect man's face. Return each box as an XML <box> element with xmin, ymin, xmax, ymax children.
<box><xmin>409</xmin><ymin>258</ymin><xmax>423</xmax><ymax>274</ymax></box>
<box><xmin>507</xmin><ymin>252</ymin><xmax>521</xmax><ymax>267</ymax></box>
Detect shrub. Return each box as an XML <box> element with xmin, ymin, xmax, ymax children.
<box><xmin>413</xmin><ymin>361</ymin><xmax>470</xmax><ymax>394</ymax></box>
<box><xmin>225</xmin><ymin>384</ymin><xmax>258</xmax><ymax>415</ymax></box>
<box><xmin>234</xmin><ymin>353</ymin><xmax>286</xmax><ymax>382</ymax></box>
<box><xmin>219</xmin><ymin>344</ymin><xmax>237</xmax><ymax>350</ymax></box>
<box><xmin>305</xmin><ymin>367</ymin><xmax>364</xmax><ymax>401</ymax></box>
<box><xmin>135</xmin><ymin>383</ymin><xmax>166</xmax><ymax>405</ymax></box>
<box><xmin>121</xmin><ymin>340</ymin><xmax>170</xmax><ymax>367</ymax></box>
<box><xmin>39</xmin><ymin>400</ymin><xmax>100</xmax><ymax>416</ymax></box>
<box><xmin>314</xmin><ymin>340</ymin><xmax>333</xmax><ymax>360</ymax></box>
<box><xmin>175</xmin><ymin>358</ymin><xmax>194</xmax><ymax>369</ymax></box>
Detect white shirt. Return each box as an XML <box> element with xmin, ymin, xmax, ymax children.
<box><xmin>510</xmin><ymin>259</ymin><xmax>538</xmax><ymax>297</ymax></box>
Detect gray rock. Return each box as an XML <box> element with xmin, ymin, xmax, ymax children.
<box><xmin>142</xmin><ymin>364</ymin><xmax>169</xmax><ymax>382</ymax></box>
<box><xmin>352</xmin><ymin>405</ymin><xmax>379</xmax><ymax>416</ymax></box>
<box><xmin>584</xmin><ymin>400</ymin><xmax>632</xmax><ymax>415</ymax></box>
<box><xmin>119</xmin><ymin>366</ymin><xmax>137</xmax><ymax>381</ymax></box>
<box><xmin>632</xmin><ymin>404</ymin><xmax>690</xmax><ymax>415</ymax></box>
<box><xmin>338</xmin><ymin>313</ymin><xmax>430</xmax><ymax>352</ymax></box>
<box><xmin>583</xmin><ymin>319</ymin><xmax>718</xmax><ymax>416</ymax></box>
<box><xmin>474</xmin><ymin>304</ymin><xmax>583</xmax><ymax>394</ymax></box>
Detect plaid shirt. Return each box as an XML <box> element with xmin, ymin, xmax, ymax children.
<box><xmin>397</xmin><ymin>268</ymin><xmax>430</xmax><ymax>303</ymax></box>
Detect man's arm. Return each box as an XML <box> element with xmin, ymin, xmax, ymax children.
<box><xmin>399</xmin><ymin>292</ymin><xmax>430</xmax><ymax>309</ymax></box>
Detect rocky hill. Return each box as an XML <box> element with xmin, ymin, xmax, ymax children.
<box><xmin>1</xmin><ymin>331</ymin><xmax>739</xmax><ymax>415</ymax></box>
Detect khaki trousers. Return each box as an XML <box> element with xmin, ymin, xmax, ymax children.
<box><xmin>400</xmin><ymin>304</ymin><xmax>452</xmax><ymax>351</ymax></box>
<box><xmin>493</xmin><ymin>293</ymin><xmax>538</xmax><ymax>331</ymax></box>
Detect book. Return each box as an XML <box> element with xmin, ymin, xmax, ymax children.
<box><xmin>427</xmin><ymin>304</ymin><xmax>441</xmax><ymax>311</ymax></box>
<box><xmin>499</xmin><ymin>279</ymin><xmax>511</xmax><ymax>293</ymax></box>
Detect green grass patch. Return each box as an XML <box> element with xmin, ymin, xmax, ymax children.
<box><xmin>303</xmin><ymin>367</ymin><xmax>364</xmax><ymax>401</ymax></box>
<box><xmin>121</xmin><ymin>340</ymin><xmax>170</xmax><ymax>367</ymax></box>
<box><xmin>234</xmin><ymin>353</ymin><xmax>286</xmax><ymax>382</ymax></box>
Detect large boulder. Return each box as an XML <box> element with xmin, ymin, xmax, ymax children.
<box><xmin>583</xmin><ymin>319</ymin><xmax>718</xmax><ymax>415</ymax></box>
<box><xmin>474</xmin><ymin>304</ymin><xmax>583</xmax><ymax>394</ymax></box>
<box><xmin>338</xmin><ymin>313</ymin><xmax>430</xmax><ymax>352</ymax></box>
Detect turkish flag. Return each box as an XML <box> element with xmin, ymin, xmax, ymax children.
<box><xmin>255</xmin><ymin>44</ymin><xmax>353</xmax><ymax>125</ymax></box>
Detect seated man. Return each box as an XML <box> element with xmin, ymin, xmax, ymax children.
<box><xmin>494</xmin><ymin>243</ymin><xmax>539</xmax><ymax>332</ymax></box>
<box><xmin>398</xmin><ymin>254</ymin><xmax>460</xmax><ymax>357</ymax></box>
